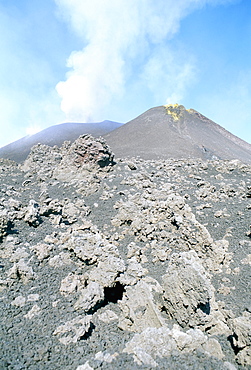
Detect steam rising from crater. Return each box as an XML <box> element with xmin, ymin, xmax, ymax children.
<box><xmin>55</xmin><ymin>0</ymin><xmax>233</xmax><ymax>122</ymax></box>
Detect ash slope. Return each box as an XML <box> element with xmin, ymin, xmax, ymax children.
<box><xmin>0</xmin><ymin>120</ymin><xmax>122</xmax><ymax>163</ymax></box>
<box><xmin>0</xmin><ymin>135</ymin><xmax>251</xmax><ymax>369</ymax></box>
<box><xmin>104</xmin><ymin>105</ymin><xmax>251</xmax><ymax>164</ymax></box>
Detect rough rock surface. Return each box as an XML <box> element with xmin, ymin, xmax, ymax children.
<box><xmin>162</xmin><ymin>250</ymin><xmax>213</xmax><ymax>327</ymax></box>
<box><xmin>0</xmin><ymin>136</ymin><xmax>251</xmax><ymax>369</ymax></box>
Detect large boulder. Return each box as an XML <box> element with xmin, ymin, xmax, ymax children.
<box><xmin>162</xmin><ymin>250</ymin><xmax>213</xmax><ymax>327</ymax></box>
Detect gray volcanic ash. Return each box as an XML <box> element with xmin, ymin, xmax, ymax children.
<box><xmin>0</xmin><ymin>105</ymin><xmax>251</xmax><ymax>370</ymax></box>
<box><xmin>0</xmin><ymin>120</ymin><xmax>122</xmax><ymax>163</ymax></box>
<box><xmin>2</xmin><ymin>105</ymin><xmax>251</xmax><ymax>165</ymax></box>
<box><xmin>0</xmin><ymin>111</ymin><xmax>251</xmax><ymax>369</ymax></box>
<box><xmin>104</xmin><ymin>104</ymin><xmax>251</xmax><ymax>163</ymax></box>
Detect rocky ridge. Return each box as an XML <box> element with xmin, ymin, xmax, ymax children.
<box><xmin>0</xmin><ymin>134</ymin><xmax>251</xmax><ymax>369</ymax></box>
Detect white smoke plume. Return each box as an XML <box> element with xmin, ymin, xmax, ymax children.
<box><xmin>55</xmin><ymin>0</ymin><xmax>235</xmax><ymax>122</ymax></box>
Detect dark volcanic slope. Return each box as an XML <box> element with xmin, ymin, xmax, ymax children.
<box><xmin>1</xmin><ymin>137</ymin><xmax>251</xmax><ymax>369</ymax></box>
<box><xmin>0</xmin><ymin>120</ymin><xmax>122</xmax><ymax>163</ymax></box>
<box><xmin>104</xmin><ymin>105</ymin><xmax>251</xmax><ymax>163</ymax></box>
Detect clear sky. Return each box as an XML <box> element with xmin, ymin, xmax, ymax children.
<box><xmin>0</xmin><ymin>0</ymin><xmax>251</xmax><ymax>147</ymax></box>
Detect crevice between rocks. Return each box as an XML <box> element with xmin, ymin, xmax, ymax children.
<box><xmin>197</xmin><ymin>301</ymin><xmax>211</xmax><ymax>315</ymax></box>
<box><xmin>87</xmin><ymin>282</ymin><xmax>125</xmax><ymax>315</ymax></box>
<box><xmin>227</xmin><ymin>334</ymin><xmax>242</xmax><ymax>355</ymax></box>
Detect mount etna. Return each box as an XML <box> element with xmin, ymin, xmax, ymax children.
<box><xmin>0</xmin><ymin>105</ymin><xmax>251</xmax><ymax>369</ymax></box>
<box><xmin>1</xmin><ymin>104</ymin><xmax>251</xmax><ymax>164</ymax></box>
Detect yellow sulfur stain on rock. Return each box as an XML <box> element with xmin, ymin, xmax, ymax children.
<box><xmin>164</xmin><ymin>104</ymin><xmax>187</xmax><ymax>121</ymax></box>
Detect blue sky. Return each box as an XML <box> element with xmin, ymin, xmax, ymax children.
<box><xmin>0</xmin><ymin>0</ymin><xmax>251</xmax><ymax>147</ymax></box>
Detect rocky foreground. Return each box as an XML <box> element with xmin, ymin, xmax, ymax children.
<box><xmin>0</xmin><ymin>135</ymin><xmax>251</xmax><ymax>369</ymax></box>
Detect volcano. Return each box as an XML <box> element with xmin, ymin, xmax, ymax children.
<box><xmin>104</xmin><ymin>105</ymin><xmax>251</xmax><ymax>163</ymax></box>
<box><xmin>1</xmin><ymin>105</ymin><xmax>251</xmax><ymax>164</ymax></box>
<box><xmin>1</xmin><ymin>112</ymin><xmax>251</xmax><ymax>369</ymax></box>
<box><xmin>0</xmin><ymin>120</ymin><xmax>122</xmax><ymax>163</ymax></box>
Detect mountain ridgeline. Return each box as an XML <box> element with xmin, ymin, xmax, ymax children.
<box><xmin>0</xmin><ymin>113</ymin><xmax>251</xmax><ymax>368</ymax></box>
<box><xmin>1</xmin><ymin>104</ymin><xmax>251</xmax><ymax>163</ymax></box>
<box><xmin>104</xmin><ymin>104</ymin><xmax>251</xmax><ymax>163</ymax></box>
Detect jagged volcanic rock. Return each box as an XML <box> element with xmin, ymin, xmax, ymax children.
<box><xmin>0</xmin><ymin>132</ymin><xmax>251</xmax><ymax>369</ymax></box>
<box><xmin>0</xmin><ymin>120</ymin><xmax>122</xmax><ymax>163</ymax></box>
<box><xmin>2</xmin><ymin>104</ymin><xmax>251</xmax><ymax>165</ymax></box>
